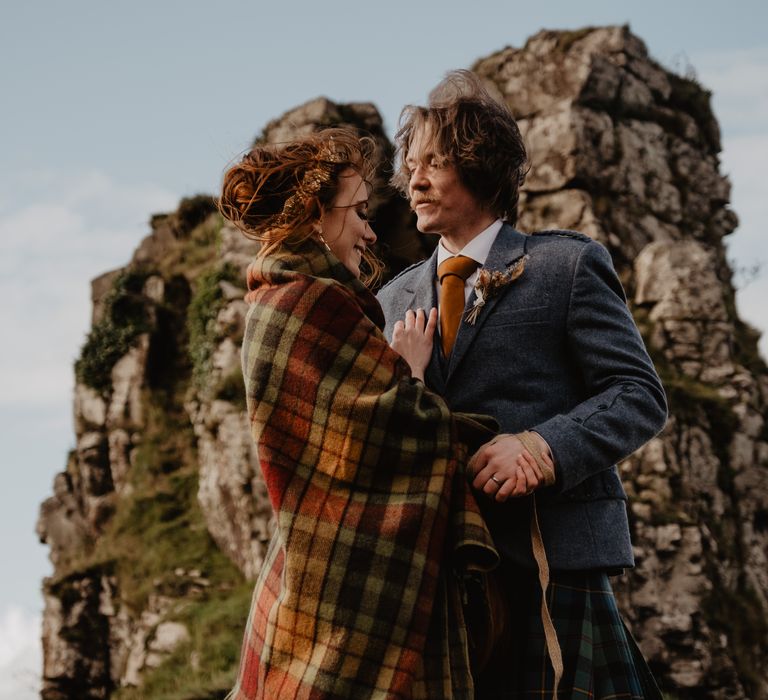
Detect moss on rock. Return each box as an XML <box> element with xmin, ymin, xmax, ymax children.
<box><xmin>75</xmin><ymin>270</ymin><xmax>151</xmax><ymax>394</ymax></box>
<box><xmin>187</xmin><ymin>262</ymin><xmax>240</xmax><ymax>391</ymax></box>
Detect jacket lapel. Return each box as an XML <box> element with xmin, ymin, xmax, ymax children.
<box><xmin>445</xmin><ymin>225</ymin><xmax>529</xmax><ymax>382</ymax></box>
<box><xmin>402</xmin><ymin>248</ymin><xmax>438</xmax><ymax>314</ymax></box>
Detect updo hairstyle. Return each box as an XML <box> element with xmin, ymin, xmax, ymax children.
<box><xmin>219</xmin><ymin>128</ymin><xmax>381</xmax><ymax>284</ymax></box>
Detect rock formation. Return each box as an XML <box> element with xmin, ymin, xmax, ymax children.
<box><xmin>474</xmin><ymin>26</ymin><xmax>768</xmax><ymax>698</ymax></box>
<box><xmin>35</xmin><ymin>100</ymin><xmax>417</xmax><ymax>699</ymax></box>
<box><xmin>37</xmin><ymin>25</ymin><xmax>767</xmax><ymax>699</ymax></box>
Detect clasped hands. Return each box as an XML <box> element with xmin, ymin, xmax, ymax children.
<box><xmin>390</xmin><ymin>309</ymin><xmax>555</xmax><ymax>501</ymax></box>
<box><xmin>469</xmin><ymin>432</ymin><xmax>555</xmax><ymax>502</ymax></box>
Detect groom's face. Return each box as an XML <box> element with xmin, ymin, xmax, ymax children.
<box><xmin>405</xmin><ymin>126</ymin><xmax>486</xmax><ymax>238</ymax></box>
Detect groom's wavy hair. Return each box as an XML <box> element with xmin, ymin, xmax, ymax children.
<box><xmin>392</xmin><ymin>70</ymin><xmax>529</xmax><ymax>225</ymax></box>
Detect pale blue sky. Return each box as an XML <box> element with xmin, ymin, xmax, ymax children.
<box><xmin>1</xmin><ymin>1</ymin><xmax>767</xmax><ymax>696</ymax></box>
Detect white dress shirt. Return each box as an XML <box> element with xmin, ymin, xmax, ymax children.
<box><xmin>435</xmin><ymin>219</ymin><xmax>504</xmax><ymax>306</ymax></box>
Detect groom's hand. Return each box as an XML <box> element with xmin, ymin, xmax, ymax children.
<box><xmin>469</xmin><ymin>434</ymin><xmax>553</xmax><ymax>502</ymax></box>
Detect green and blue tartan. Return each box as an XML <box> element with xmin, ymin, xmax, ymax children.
<box><xmin>476</xmin><ymin>568</ymin><xmax>662</xmax><ymax>699</ymax></box>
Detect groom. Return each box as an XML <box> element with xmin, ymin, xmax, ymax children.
<box><xmin>377</xmin><ymin>71</ymin><xmax>667</xmax><ymax>698</ymax></box>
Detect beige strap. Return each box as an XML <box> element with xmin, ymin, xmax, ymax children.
<box><xmin>515</xmin><ymin>431</ymin><xmax>562</xmax><ymax>700</ymax></box>
<box><xmin>515</xmin><ymin>430</ymin><xmax>556</xmax><ymax>487</ymax></box>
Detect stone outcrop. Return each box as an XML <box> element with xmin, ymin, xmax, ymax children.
<box><xmin>36</xmin><ymin>261</ymin><xmax>190</xmax><ymax>697</ymax></box>
<box><xmin>475</xmin><ymin>25</ymin><xmax>768</xmax><ymax>698</ymax></box>
<box><xmin>36</xmin><ymin>101</ymin><xmax>413</xmax><ymax>699</ymax></box>
<box><xmin>185</xmin><ymin>100</ymin><xmax>417</xmax><ymax>585</ymax></box>
<box><xmin>37</xmin><ymin>26</ymin><xmax>767</xmax><ymax>699</ymax></box>
<box><xmin>184</xmin><ymin>221</ymin><xmax>271</xmax><ymax>582</ymax></box>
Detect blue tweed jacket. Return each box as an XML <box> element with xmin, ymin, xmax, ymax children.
<box><xmin>376</xmin><ymin>224</ymin><xmax>668</xmax><ymax>570</ymax></box>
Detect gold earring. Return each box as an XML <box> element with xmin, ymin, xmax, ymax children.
<box><xmin>317</xmin><ymin>227</ymin><xmax>331</xmax><ymax>252</ymax></box>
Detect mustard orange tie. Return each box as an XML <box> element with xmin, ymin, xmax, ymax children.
<box><xmin>438</xmin><ymin>255</ymin><xmax>479</xmax><ymax>357</ymax></box>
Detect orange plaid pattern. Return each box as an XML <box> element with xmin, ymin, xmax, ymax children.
<box><xmin>229</xmin><ymin>242</ymin><xmax>498</xmax><ymax>699</ymax></box>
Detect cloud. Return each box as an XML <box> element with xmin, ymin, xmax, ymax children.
<box><xmin>0</xmin><ymin>169</ymin><xmax>178</xmax><ymax>407</ymax></box>
<box><xmin>720</xmin><ymin>135</ymin><xmax>768</xmax><ymax>357</ymax></box>
<box><xmin>692</xmin><ymin>47</ymin><xmax>768</xmax><ymax>136</ymax></box>
<box><xmin>692</xmin><ymin>48</ymin><xmax>768</xmax><ymax>356</ymax></box>
<box><xmin>0</xmin><ymin>173</ymin><xmax>180</xmax><ymax>653</ymax></box>
<box><xmin>0</xmin><ymin>606</ymin><xmax>41</xmax><ymax>700</ymax></box>
<box><xmin>722</xmin><ymin>134</ymin><xmax>768</xmax><ymax>254</ymax></box>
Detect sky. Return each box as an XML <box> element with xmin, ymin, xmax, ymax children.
<box><xmin>1</xmin><ymin>1</ymin><xmax>766</xmax><ymax>696</ymax></box>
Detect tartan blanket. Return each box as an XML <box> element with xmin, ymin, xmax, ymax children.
<box><xmin>230</xmin><ymin>241</ymin><xmax>499</xmax><ymax>700</ymax></box>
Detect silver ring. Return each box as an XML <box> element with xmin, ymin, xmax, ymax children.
<box><xmin>490</xmin><ymin>475</ymin><xmax>504</xmax><ymax>487</ymax></box>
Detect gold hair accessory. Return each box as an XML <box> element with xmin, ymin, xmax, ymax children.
<box><xmin>278</xmin><ymin>140</ymin><xmax>344</xmax><ymax>225</ymax></box>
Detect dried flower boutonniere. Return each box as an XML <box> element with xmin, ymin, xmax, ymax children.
<box><xmin>465</xmin><ymin>254</ymin><xmax>530</xmax><ymax>325</ymax></box>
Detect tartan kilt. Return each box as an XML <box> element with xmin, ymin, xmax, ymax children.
<box><xmin>476</xmin><ymin>568</ymin><xmax>662</xmax><ymax>699</ymax></box>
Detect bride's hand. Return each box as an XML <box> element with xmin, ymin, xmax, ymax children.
<box><xmin>391</xmin><ymin>308</ymin><xmax>437</xmax><ymax>381</ymax></box>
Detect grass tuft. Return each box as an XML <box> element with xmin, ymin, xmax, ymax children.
<box><xmin>187</xmin><ymin>263</ymin><xmax>240</xmax><ymax>391</ymax></box>
<box><xmin>75</xmin><ymin>271</ymin><xmax>150</xmax><ymax>393</ymax></box>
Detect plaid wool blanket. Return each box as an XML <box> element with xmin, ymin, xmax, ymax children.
<box><xmin>229</xmin><ymin>241</ymin><xmax>499</xmax><ymax>700</ymax></box>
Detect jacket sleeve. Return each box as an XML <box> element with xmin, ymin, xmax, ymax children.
<box><xmin>531</xmin><ymin>241</ymin><xmax>668</xmax><ymax>493</ymax></box>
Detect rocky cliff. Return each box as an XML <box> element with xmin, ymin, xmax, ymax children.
<box><xmin>474</xmin><ymin>26</ymin><xmax>768</xmax><ymax>698</ymax></box>
<box><xmin>37</xmin><ymin>25</ymin><xmax>767</xmax><ymax>699</ymax></box>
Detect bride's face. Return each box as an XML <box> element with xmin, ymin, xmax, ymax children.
<box><xmin>320</xmin><ymin>169</ymin><xmax>377</xmax><ymax>278</ymax></box>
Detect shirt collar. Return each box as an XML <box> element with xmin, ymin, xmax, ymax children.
<box><xmin>436</xmin><ymin>219</ymin><xmax>504</xmax><ymax>268</ymax></box>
